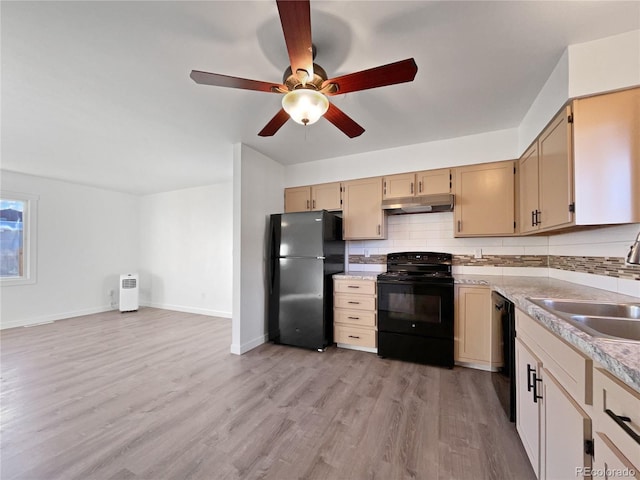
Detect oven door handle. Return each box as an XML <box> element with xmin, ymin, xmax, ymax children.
<box><xmin>377</xmin><ymin>280</ymin><xmax>453</xmax><ymax>286</ymax></box>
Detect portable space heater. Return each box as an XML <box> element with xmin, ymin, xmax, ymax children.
<box><xmin>119</xmin><ymin>273</ymin><xmax>139</xmax><ymax>312</ymax></box>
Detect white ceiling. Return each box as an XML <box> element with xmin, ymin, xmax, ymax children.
<box><xmin>2</xmin><ymin>1</ymin><xmax>639</xmax><ymax>195</ymax></box>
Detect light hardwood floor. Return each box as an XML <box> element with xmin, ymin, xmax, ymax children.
<box><xmin>1</xmin><ymin>308</ymin><xmax>535</xmax><ymax>480</ymax></box>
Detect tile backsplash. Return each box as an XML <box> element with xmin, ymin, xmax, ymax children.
<box><xmin>346</xmin><ymin>212</ymin><xmax>640</xmax><ymax>297</ymax></box>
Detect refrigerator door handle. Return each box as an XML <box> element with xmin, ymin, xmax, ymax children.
<box><xmin>269</xmin><ymin>220</ymin><xmax>277</xmax><ymax>295</ymax></box>
<box><xmin>317</xmin><ymin>256</ymin><xmax>325</xmax><ymax>260</ymax></box>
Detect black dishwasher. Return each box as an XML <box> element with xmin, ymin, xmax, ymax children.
<box><xmin>491</xmin><ymin>291</ymin><xmax>516</xmax><ymax>422</ymax></box>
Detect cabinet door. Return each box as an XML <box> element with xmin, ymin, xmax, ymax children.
<box><xmin>454</xmin><ymin>160</ymin><xmax>516</xmax><ymax>236</ymax></box>
<box><xmin>538</xmin><ymin>106</ymin><xmax>574</xmax><ymax>230</ymax></box>
<box><xmin>542</xmin><ymin>368</ymin><xmax>592</xmax><ymax>480</ymax></box>
<box><xmin>343</xmin><ymin>177</ymin><xmax>385</xmax><ymax>240</ymax></box>
<box><xmin>573</xmin><ymin>87</ymin><xmax>640</xmax><ymax>225</ymax></box>
<box><xmin>516</xmin><ymin>338</ymin><xmax>542</xmax><ymax>478</ymax></box>
<box><xmin>454</xmin><ymin>286</ymin><xmax>491</xmax><ymax>364</ymax></box>
<box><xmin>416</xmin><ymin>168</ymin><xmax>452</xmax><ymax>195</ymax></box>
<box><xmin>311</xmin><ymin>182</ymin><xmax>342</xmax><ymax>211</ymax></box>
<box><xmin>592</xmin><ymin>432</ymin><xmax>639</xmax><ymax>480</ymax></box>
<box><xmin>284</xmin><ymin>186</ymin><xmax>311</xmax><ymax>212</ymax></box>
<box><xmin>382</xmin><ymin>173</ymin><xmax>415</xmax><ymax>199</ymax></box>
<box><xmin>519</xmin><ymin>143</ymin><xmax>540</xmax><ymax>234</ymax></box>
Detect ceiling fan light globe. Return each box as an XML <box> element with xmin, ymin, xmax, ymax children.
<box><xmin>282</xmin><ymin>89</ymin><xmax>329</xmax><ymax>126</ymax></box>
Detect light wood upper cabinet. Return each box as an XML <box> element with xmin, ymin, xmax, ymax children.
<box><xmin>573</xmin><ymin>87</ymin><xmax>640</xmax><ymax>225</ymax></box>
<box><xmin>284</xmin><ymin>182</ymin><xmax>342</xmax><ymax>212</ymax></box>
<box><xmin>383</xmin><ymin>169</ymin><xmax>453</xmax><ymax>200</ymax></box>
<box><xmin>382</xmin><ymin>173</ymin><xmax>415</xmax><ymax>199</ymax></box>
<box><xmin>454</xmin><ymin>160</ymin><xmax>516</xmax><ymax>236</ymax></box>
<box><xmin>539</xmin><ymin>107</ymin><xmax>574</xmax><ymax>230</ymax></box>
<box><xmin>284</xmin><ymin>186</ymin><xmax>311</xmax><ymax>213</ymax></box>
<box><xmin>416</xmin><ymin>168</ymin><xmax>453</xmax><ymax>195</ymax></box>
<box><xmin>311</xmin><ymin>182</ymin><xmax>342</xmax><ymax>211</ymax></box>
<box><xmin>343</xmin><ymin>177</ymin><xmax>385</xmax><ymax>240</ymax></box>
<box><xmin>519</xmin><ymin>106</ymin><xmax>574</xmax><ymax>234</ymax></box>
<box><xmin>519</xmin><ymin>143</ymin><xmax>540</xmax><ymax>234</ymax></box>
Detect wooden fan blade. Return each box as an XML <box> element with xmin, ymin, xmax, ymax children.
<box><xmin>322</xmin><ymin>58</ymin><xmax>418</xmax><ymax>96</ymax></box>
<box><xmin>324</xmin><ymin>103</ymin><xmax>364</xmax><ymax>138</ymax></box>
<box><xmin>258</xmin><ymin>109</ymin><xmax>290</xmax><ymax>137</ymax></box>
<box><xmin>190</xmin><ymin>70</ymin><xmax>287</xmax><ymax>93</ymax></box>
<box><xmin>276</xmin><ymin>0</ymin><xmax>314</xmax><ymax>83</ymax></box>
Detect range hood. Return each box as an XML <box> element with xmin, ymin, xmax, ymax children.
<box><xmin>382</xmin><ymin>193</ymin><xmax>454</xmax><ymax>215</ymax></box>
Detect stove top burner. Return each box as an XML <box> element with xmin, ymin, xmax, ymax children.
<box><xmin>379</xmin><ymin>251</ymin><xmax>454</xmax><ymax>284</ymax></box>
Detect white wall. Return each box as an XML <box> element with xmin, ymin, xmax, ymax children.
<box><xmin>568</xmin><ymin>30</ymin><xmax>640</xmax><ymax>98</ymax></box>
<box><xmin>1</xmin><ymin>171</ymin><xmax>139</xmax><ymax>328</ymax></box>
<box><xmin>231</xmin><ymin>144</ymin><xmax>284</xmax><ymax>355</ymax></box>
<box><xmin>518</xmin><ymin>50</ymin><xmax>569</xmax><ymax>153</ymax></box>
<box><xmin>139</xmin><ymin>183</ymin><xmax>232</xmax><ymax>317</ymax></box>
<box><xmin>285</xmin><ymin>128</ymin><xmax>519</xmax><ymax>187</ymax></box>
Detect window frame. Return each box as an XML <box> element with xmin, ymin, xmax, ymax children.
<box><xmin>0</xmin><ymin>191</ymin><xmax>38</xmax><ymax>286</ymax></box>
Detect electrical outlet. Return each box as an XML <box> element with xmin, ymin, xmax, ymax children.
<box><xmin>364</xmin><ymin>248</ymin><xmax>370</xmax><ymax>258</ymax></box>
<box><xmin>474</xmin><ymin>248</ymin><xmax>483</xmax><ymax>259</ymax></box>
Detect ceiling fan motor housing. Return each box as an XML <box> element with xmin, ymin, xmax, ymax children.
<box><xmin>283</xmin><ymin>63</ymin><xmax>327</xmax><ymax>91</ymax></box>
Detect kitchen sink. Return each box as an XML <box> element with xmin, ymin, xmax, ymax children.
<box><xmin>529</xmin><ymin>298</ymin><xmax>640</xmax><ymax>319</ymax></box>
<box><xmin>527</xmin><ymin>297</ymin><xmax>640</xmax><ymax>342</ymax></box>
<box><xmin>568</xmin><ymin>315</ymin><xmax>640</xmax><ymax>342</ymax></box>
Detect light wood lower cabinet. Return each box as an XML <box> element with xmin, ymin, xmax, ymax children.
<box><xmin>591</xmin><ymin>368</ymin><xmax>640</xmax><ymax>479</ymax></box>
<box><xmin>333</xmin><ymin>278</ymin><xmax>377</xmax><ymax>351</ymax></box>
<box><xmin>515</xmin><ymin>309</ymin><xmax>594</xmax><ymax>479</ymax></box>
<box><xmin>454</xmin><ymin>285</ymin><xmax>501</xmax><ymax>370</ymax></box>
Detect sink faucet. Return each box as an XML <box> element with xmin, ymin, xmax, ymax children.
<box><xmin>627</xmin><ymin>231</ymin><xmax>640</xmax><ymax>265</ymax></box>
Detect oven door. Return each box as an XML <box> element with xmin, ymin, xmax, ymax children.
<box><xmin>377</xmin><ymin>279</ymin><xmax>454</xmax><ymax>339</ymax></box>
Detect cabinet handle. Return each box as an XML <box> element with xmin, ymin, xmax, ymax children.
<box><xmin>306</xmin><ymin>200</ymin><xmax>310</xmax><ymax>210</ymax></box>
<box><xmin>312</xmin><ymin>199</ymin><xmax>316</xmax><ymax>209</ymax></box>
<box><xmin>348</xmin><ymin>335</ymin><xmax>361</xmax><ymax>339</ymax></box>
<box><xmin>348</xmin><ymin>301</ymin><xmax>360</xmax><ymax>305</ymax></box>
<box><xmin>410</xmin><ymin>182</ymin><xmax>414</xmax><ymax>194</ymax></box>
<box><xmin>605</xmin><ymin>409</ymin><xmax>640</xmax><ymax>444</ymax></box>
<box><xmin>419</xmin><ymin>181</ymin><xmax>422</xmax><ymax>193</ymax></box>
<box><xmin>347</xmin><ymin>316</ymin><xmax>360</xmax><ymax>320</ymax></box>
<box><xmin>383</xmin><ymin>181</ymin><xmax>387</xmax><ymax>195</ymax></box>
<box><xmin>531</xmin><ymin>210</ymin><xmax>536</xmax><ymax>227</ymax></box>
<box><xmin>377</xmin><ymin>224</ymin><xmax>381</xmax><ymax>235</ymax></box>
<box><xmin>535</xmin><ymin>210</ymin><xmax>541</xmax><ymax>226</ymax></box>
<box><xmin>526</xmin><ymin>364</ymin><xmax>535</xmax><ymax>392</ymax></box>
<box><xmin>347</xmin><ymin>285</ymin><xmax>360</xmax><ymax>289</ymax></box>
<box><xmin>457</xmin><ymin>220</ymin><xmax>462</xmax><ymax>232</ymax></box>
<box><xmin>532</xmin><ymin>373</ymin><xmax>543</xmax><ymax>403</ymax></box>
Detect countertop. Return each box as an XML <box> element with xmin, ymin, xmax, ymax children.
<box><xmin>334</xmin><ymin>271</ymin><xmax>640</xmax><ymax>392</ymax></box>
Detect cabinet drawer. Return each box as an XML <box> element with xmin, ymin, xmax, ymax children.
<box><xmin>334</xmin><ymin>309</ymin><xmax>376</xmax><ymax>327</ymax></box>
<box><xmin>334</xmin><ymin>294</ymin><xmax>376</xmax><ymax>311</ymax></box>
<box><xmin>516</xmin><ymin>309</ymin><xmax>592</xmax><ymax>405</ymax></box>
<box><xmin>334</xmin><ymin>325</ymin><xmax>376</xmax><ymax>348</ymax></box>
<box><xmin>334</xmin><ymin>279</ymin><xmax>376</xmax><ymax>295</ymax></box>
<box><xmin>593</xmin><ymin>368</ymin><xmax>640</xmax><ymax>467</ymax></box>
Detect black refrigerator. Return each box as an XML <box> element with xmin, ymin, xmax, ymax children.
<box><xmin>268</xmin><ymin>210</ymin><xmax>345</xmax><ymax>351</ymax></box>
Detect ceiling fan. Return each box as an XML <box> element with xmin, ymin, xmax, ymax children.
<box><xmin>190</xmin><ymin>0</ymin><xmax>418</xmax><ymax>138</ymax></box>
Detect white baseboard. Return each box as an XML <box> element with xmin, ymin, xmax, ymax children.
<box><xmin>336</xmin><ymin>343</ymin><xmax>377</xmax><ymax>354</ymax></box>
<box><xmin>455</xmin><ymin>360</ymin><xmax>499</xmax><ymax>372</ymax></box>
<box><xmin>0</xmin><ymin>305</ymin><xmax>114</xmax><ymax>330</ymax></box>
<box><xmin>141</xmin><ymin>301</ymin><xmax>231</xmax><ymax>318</ymax></box>
<box><xmin>230</xmin><ymin>333</ymin><xmax>268</xmax><ymax>355</ymax></box>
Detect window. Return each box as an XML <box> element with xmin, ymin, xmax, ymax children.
<box><xmin>1</xmin><ymin>191</ymin><xmax>38</xmax><ymax>286</ymax></box>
